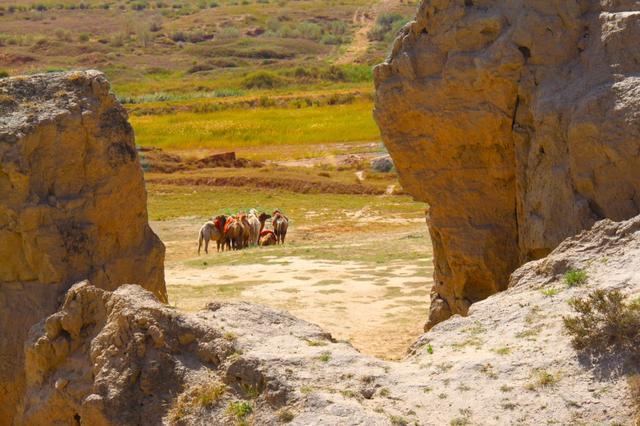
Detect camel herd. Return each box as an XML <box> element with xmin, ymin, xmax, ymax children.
<box><xmin>198</xmin><ymin>209</ymin><xmax>289</xmax><ymax>254</ymax></box>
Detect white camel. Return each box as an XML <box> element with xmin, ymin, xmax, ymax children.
<box><xmin>197</xmin><ymin>221</ymin><xmax>223</xmax><ymax>254</ymax></box>
<box><xmin>247</xmin><ymin>209</ymin><xmax>261</xmax><ymax>245</ymax></box>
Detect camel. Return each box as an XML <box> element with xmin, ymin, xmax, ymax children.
<box><xmin>258</xmin><ymin>212</ymin><xmax>277</xmax><ymax>246</ymax></box>
<box><xmin>259</xmin><ymin>230</ymin><xmax>277</xmax><ymax>246</ymax></box>
<box><xmin>223</xmin><ymin>216</ymin><xmax>244</xmax><ymax>251</ymax></box>
<box><xmin>237</xmin><ymin>213</ymin><xmax>252</xmax><ymax>249</ymax></box>
<box><xmin>197</xmin><ymin>215</ymin><xmax>227</xmax><ymax>254</ymax></box>
<box><xmin>272</xmin><ymin>209</ymin><xmax>289</xmax><ymax>245</ymax></box>
<box><xmin>247</xmin><ymin>209</ymin><xmax>261</xmax><ymax>245</ymax></box>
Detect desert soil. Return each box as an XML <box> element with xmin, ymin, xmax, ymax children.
<box><xmin>152</xmin><ymin>212</ymin><xmax>432</xmax><ymax>360</ymax></box>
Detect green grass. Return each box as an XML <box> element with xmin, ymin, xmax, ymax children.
<box><xmin>131</xmin><ymin>100</ymin><xmax>379</xmax><ymax>150</ymax></box>
<box><xmin>564</xmin><ymin>269</ymin><xmax>588</xmax><ymax>287</ymax></box>
<box><xmin>226</xmin><ymin>401</ymin><xmax>253</xmax><ymax>420</ymax></box>
<box><xmin>146</xmin><ymin>183</ymin><xmax>422</xmax><ymax>222</ymax></box>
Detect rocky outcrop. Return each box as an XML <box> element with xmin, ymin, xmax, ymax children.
<box><xmin>19</xmin><ymin>216</ymin><xmax>640</xmax><ymax>425</ymax></box>
<box><xmin>0</xmin><ymin>71</ymin><xmax>166</xmax><ymax>423</ymax></box>
<box><xmin>374</xmin><ymin>1</ymin><xmax>640</xmax><ymax>328</ymax></box>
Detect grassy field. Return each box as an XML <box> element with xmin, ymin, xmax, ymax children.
<box><xmin>132</xmin><ymin>99</ymin><xmax>378</xmax><ymax>150</ymax></box>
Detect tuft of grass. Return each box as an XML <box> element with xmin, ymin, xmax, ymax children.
<box><xmin>226</xmin><ymin>401</ymin><xmax>253</xmax><ymax>420</ymax></box>
<box><xmin>425</xmin><ymin>343</ymin><xmax>434</xmax><ymax>354</ymax></box>
<box><xmin>526</xmin><ymin>370</ymin><xmax>559</xmax><ymax>391</ymax></box>
<box><xmin>389</xmin><ymin>415</ymin><xmax>408</xmax><ymax>426</ymax></box>
<box><xmin>541</xmin><ymin>288</ymin><xmax>559</xmax><ymax>297</ymax></box>
<box><xmin>223</xmin><ymin>332</ymin><xmax>237</xmax><ymax>341</ymax></box>
<box><xmin>379</xmin><ymin>387</ymin><xmax>390</xmax><ymax>397</ymax></box>
<box><xmin>240</xmin><ymin>383</ymin><xmax>261</xmax><ymax>399</ymax></box>
<box><xmin>277</xmin><ymin>408</ymin><xmax>295</xmax><ymax>423</ymax></box>
<box><xmin>493</xmin><ymin>347</ymin><xmax>511</xmax><ymax>356</ymax></box>
<box><xmin>564</xmin><ymin>268</ymin><xmax>588</xmax><ymax>287</ymax></box>
<box><xmin>167</xmin><ymin>382</ymin><xmax>226</xmax><ymax>423</ymax></box>
<box><xmin>317</xmin><ymin>351</ymin><xmax>331</xmax><ymax>362</ymax></box>
<box><xmin>306</xmin><ymin>339</ymin><xmax>328</xmax><ymax>347</ymax></box>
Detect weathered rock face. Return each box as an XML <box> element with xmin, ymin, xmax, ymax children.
<box><xmin>0</xmin><ymin>71</ymin><xmax>166</xmax><ymax>423</ymax></box>
<box><xmin>374</xmin><ymin>0</ymin><xmax>640</xmax><ymax>328</ymax></box>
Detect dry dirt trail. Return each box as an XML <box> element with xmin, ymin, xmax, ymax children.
<box><xmin>336</xmin><ymin>0</ymin><xmax>401</xmax><ymax>65</ymax></box>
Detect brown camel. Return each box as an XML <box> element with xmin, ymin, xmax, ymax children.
<box><xmin>223</xmin><ymin>216</ymin><xmax>244</xmax><ymax>251</ymax></box>
<box><xmin>272</xmin><ymin>209</ymin><xmax>289</xmax><ymax>245</ymax></box>
<box><xmin>237</xmin><ymin>213</ymin><xmax>252</xmax><ymax>249</ymax></box>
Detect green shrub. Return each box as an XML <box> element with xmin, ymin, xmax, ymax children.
<box><xmin>242</xmin><ymin>71</ymin><xmax>284</xmax><ymax>89</ymax></box>
<box><xmin>368</xmin><ymin>13</ymin><xmax>409</xmax><ymax>42</ymax></box>
<box><xmin>0</xmin><ymin>70</ymin><xmax>8</xmax><ymax>78</ymax></box>
<box><xmin>564</xmin><ymin>289</ymin><xmax>640</xmax><ymax>357</ymax></box>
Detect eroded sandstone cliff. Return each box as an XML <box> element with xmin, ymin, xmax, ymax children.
<box><xmin>374</xmin><ymin>0</ymin><xmax>640</xmax><ymax>328</ymax></box>
<box><xmin>0</xmin><ymin>71</ymin><xmax>166</xmax><ymax>423</ymax></box>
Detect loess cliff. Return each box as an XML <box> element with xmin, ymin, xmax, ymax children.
<box><xmin>0</xmin><ymin>71</ymin><xmax>166</xmax><ymax>424</ymax></box>
<box><xmin>374</xmin><ymin>0</ymin><xmax>640</xmax><ymax>327</ymax></box>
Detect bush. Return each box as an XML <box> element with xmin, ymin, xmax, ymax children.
<box><xmin>368</xmin><ymin>13</ymin><xmax>409</xmax><ymax>42</ymax></box>
<box><xmin>226</xmin><ymin>401</ymin><xmax>252</xmax><ymax>419</ymax></box>
<box><xmin>219</xmin><ymin>26</ymin><xmax>239</xmax><ymax>39</ymax></box>
<box><xmin>0</xmin><ymin>70</ymin><xmax>8</xmax><ymax>78</ymax></box>
<box><xmin>241</xmin><ymin>71</ymin><xmax>284</xmax><ymax>89</ymax></box>
<box><xmin>563</xmin><ymin>289</ymin><xmax>640</xmax><ymax>358</ymax></box>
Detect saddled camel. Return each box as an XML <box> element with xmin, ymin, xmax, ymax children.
<box><xmin>223</xmin><ymin>216</ymin><xmax>244</xmax><ymax>251</ymax></box>
<box><xmin>197</xmin><ymin>215</ymin><xmax>227</xmax><ymax>254</ymax></box>
<box><xmin>272</xmin><ymin>209</ymin><xmax>289</xmax><ymax>244</ymax></box>
<box><xmin>257</xmin><ymin>212</ymin><xmax>277</xmax><ymax>246</ymax></box>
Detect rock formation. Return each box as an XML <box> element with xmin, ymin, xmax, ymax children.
<box><xmin>374</xmin><ymin>0</ymin><xmax>640</xmax><ymax>328</ymax></box>
<box><xmin>0</xmin><ymin>71</ymin><xmax>166</xmax><ymax>423</ymax></box>
<box><xmin>18</xmin><ymin>216</ymin><xmax>640</xmax><ymax>425</ymax></box>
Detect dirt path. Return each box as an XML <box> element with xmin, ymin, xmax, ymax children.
<box><xmin>336</xmin><ymin>0</ymin><xmax>401</xmax><ymax>65</ymax></box>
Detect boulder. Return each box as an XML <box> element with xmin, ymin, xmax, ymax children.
<box><xmin>0</xmin><ymin>70</ymin><xmax>166</xmax><ymax>423</ymax></box>
<box><xmin>370</xmin><ymin>155</ymin><xmax>394</xmax><ymax>173</ymax></box>
<box><xmin>374</xmin><ymin>0</ymin><xmax>640</xmax><ymax>328</ymax></box>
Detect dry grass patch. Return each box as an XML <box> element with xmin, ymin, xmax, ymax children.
<box><xmin>167</xmin><ymin>381</ymin><xmax>226</xmax><ymax>424</ymax></box>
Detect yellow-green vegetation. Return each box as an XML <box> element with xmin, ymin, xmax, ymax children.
<box><xmin>525</xmin><ymin>370</ymin><xmax>559</xmax><ymax>391</ymax></box>
<box><xmin>305</xmin><ymin>339</ymin><xmax>328</xmax><ymax>347</ymax></box>
<box><xmin>564</xmin><ymin>268</ymin><xmax>588</xmax><ymax>287</ymax></box>
<box><xmin>167</xmin><ymin>381</ymin><xmax>227</xmax><ymax>424</ymax></box>
<box><xmin>317</xmin><ymin>351</ymin><xmax>331</xmax><ymax>362</ymax></box>
<box><xmin>223</xmin><ymin>331</ymin><xmax>237</xmax><ymax>341</ymax></box>
<box><xmin>226</xmin><ymin>401</ymin><xmax>253</xmax><ymax>420</ymax></box>
<box><xmin>277</xmin><ymin>408</ymin><xmax>295</xmax><ymax>423</ymax></box>
<box><xmin>390</xmin><ymin>415</ymin><xmax>409</xmax><ymax>426</ymax></box>
<box><xmin>492</xmin><ymin>347</ymin><xmax>511</xmax><ymax>356</ymax></box>
<box><xmin>131</xmin><ymin>100</ymin><xmax>378</xmax><ymax>150</ymax></box>
<box><xmin>541</xmin><ymin>287</ymin><xmax>559</xmax><ymax>297</ymax></box>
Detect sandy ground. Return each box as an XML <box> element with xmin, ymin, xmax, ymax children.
<box><xmin>152</xmin><ymin>216</ymin><xmax>432</xmax><ymax>360</ymax></box>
